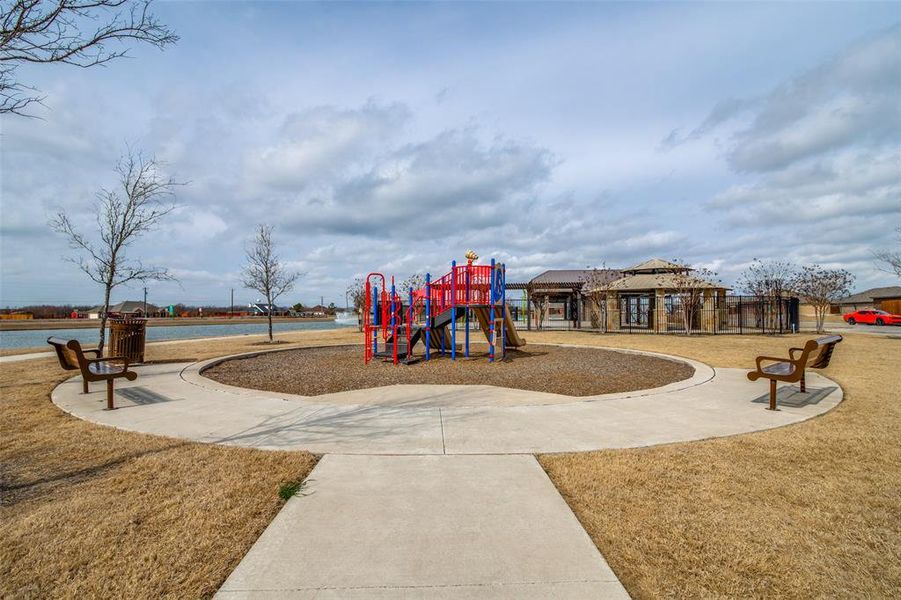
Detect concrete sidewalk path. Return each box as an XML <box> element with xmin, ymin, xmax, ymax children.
<box><xmin>51</xmin><ymin>357</ymin><xmax>843</xmax><ymax>454</ymax></box>
<box><xmin>215</xmin><ymin>454</ymin><xmax>629</xmax><ymax>599</ymax></box>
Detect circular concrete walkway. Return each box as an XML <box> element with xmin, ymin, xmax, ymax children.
<box><xmin>51</xmin><ymin>345</ymin><xmax>843</xmax><ymax>454</ymax></box>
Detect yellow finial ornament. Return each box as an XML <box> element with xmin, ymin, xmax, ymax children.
<box><xmin>465</xmin><ymin>250</ymin><xmax>479</xmax><ymax>262</ymax></box>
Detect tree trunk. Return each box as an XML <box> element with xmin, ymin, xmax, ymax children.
<box><xmin>267</xmin><ymin>294</ymin><xmax>274</xmax><ymax>342</ymax></box>
<box><xmin>98</xmin><ymin>283</ymin><xmax>113</xmax><ymax>354</ymax></box>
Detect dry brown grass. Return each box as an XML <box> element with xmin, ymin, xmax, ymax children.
<box><xmin>0</xmin><ymin>328</ymin><xmax>362</xmax><ymax>598</ymax></box>
<box><xmin>536</xmin><ymin>330</ymin><xmax>901</xmax><ymax>598</ymax></box>
<box><xmin>4</xmin><ymin>326</ymin><xmax>899</xmax><ymax>597</ymax></box>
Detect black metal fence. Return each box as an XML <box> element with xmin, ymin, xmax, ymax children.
<box><xmin>517</xmin><ymin>295</ymin><xmax>799</xmax><ymax>335</ymax></box>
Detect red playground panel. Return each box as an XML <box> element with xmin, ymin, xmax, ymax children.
<box><xmin>363</xmin><ymin>255</ymin><xmax>523</xmax><ymax>365</ymax></box>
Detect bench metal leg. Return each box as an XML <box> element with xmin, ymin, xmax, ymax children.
<box><xmin>768</xmin><ymin>379</ymin><xmax>778</xmax><ymax>411</ymax></box>
<box><xmin>83</xmin><ymin>380</ymin><xmax>89</xmax><ymax>394</ymax></box>
<box><xmin>106</xmin><ymin>379</ymin><xmax>115</xmax><ymax>410</ymax></box>
<box><xmin>800</xmin><ymin>372</ymin><xmax>806</xmax><ymax>394</ymax></box>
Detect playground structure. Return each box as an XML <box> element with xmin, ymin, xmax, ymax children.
<box><xmin>364</xmin><ymin>254</ymin><xmax>525</xmax><ymax>365</ymax></box>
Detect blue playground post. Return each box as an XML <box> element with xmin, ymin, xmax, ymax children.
<box><xmin>425</xmin><ymin>273</ymin><xmax>431</xmax><ymax>361</ymax></box>
<box><xmin>500</xmin><ymin>263</ymin><xmax>506</xmax><ymax>359</ymax></box>
<box><xmin>408</xmin><ymin>286</ymin><xmax>414</xmax><ymax>361</ymax></box>
<box><xmin>489</xmin><ymin>258</ymin><xmax>496</xmax><ymax>363</ymax></box>
<box><xmin>451</xmin><ymin>260</ymin><xmax>457</xmax><ymax>361</ymax></box>
<box><xmin>371</xmin><ymin>285</ymin><xmax>379</xmax><ymax>357</ymax></box>
<box><xmin>390</xmin><ymin>278</ymin><xmax>397</xmax><ymax>364</ymax></box>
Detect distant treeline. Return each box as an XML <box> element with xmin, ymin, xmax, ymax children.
<box><xmin>0</xmin><ymin>305</ymin><xmax>91</xmax><ymax>318</ymax></box>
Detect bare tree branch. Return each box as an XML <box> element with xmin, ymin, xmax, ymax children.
<box><xmin>792</xmin><ymin>265</ymin><xmax>854</xmax><ymax>334</ymax></box>
<box><xmin>50</xmin><ymin>147</ymin><xmax>182</xmax><ymax>352</ymax></box>
<box><xmin>346</xmin><ymin>277</ymin><xmax>366</xmax><ymax>331</ymax></box>
<box><xmin>873</xmin><ymin>226</ymin><xmax>901</xmax><ymax>279</ymax></box>
<box><xmin>241</xmin><ymin>224</ymin><xmax>302</xmax><ymax>342</ymax></box>
<box><xmin>0</xmin><ymin>0</ymin><xmax>178</xmax><ymax>115</ymax></box>
<box><xmin>737</xmin><ymin>258</ymin><xmax>797</xmax><ymax>334</ymax></box>
<box><xmin>665</xmin><ymin>259</ymin><xmax>720</xmax><ymax>335</ymax></box>
<box><xmin>581</xmin><ymin>263</ymin><xmax>615</xmax><ymax>330</ymax></box>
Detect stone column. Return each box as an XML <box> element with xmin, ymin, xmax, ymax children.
<box><xmin>606</xmin><ymin>292</ymin><xmax>619</xmax><ymax>332</ymax></box>
<box><xmin>702</xmin><ymin>289</ymin><xmax>716</xmax><ymax>333</ymax></box>
<box><xmin>654</xmin><ymin>289</ymin><xmax>667</xmax><ymax>333</ymax></box>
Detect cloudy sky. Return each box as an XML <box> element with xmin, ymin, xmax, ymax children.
<box><xmin>1</xmin><ymin>2</ymin><xmax>899</xmax><ymax>308</ymax></box>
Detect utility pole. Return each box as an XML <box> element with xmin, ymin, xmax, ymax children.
<box><xmin>321</xmin><ymin>295</ymin><xmax>324</xmax><ymax>308</ymax></box>
<box><xmin>143</xmin><ymin>287</ymin><xmax>148</xmax><ymax>316</ymax></box>
<box><xmin>230</xmin><ymin>288</ymin><xmax>234</xmax><ymax>318</ymax></box>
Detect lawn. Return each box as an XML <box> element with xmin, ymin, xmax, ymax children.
<box><xmin>0</xmin><ymin>328</ymin><xmax>358</xmax><ymax>599</ymax></box>
<box><xmin>535</xmin><ymin>330</ymin><xmax>901</xmax><ymax>598</ymax></box>
<box><xmin>2</xmin><ymin>326</ymin><xmax>898</xmax><ymax>598</ymax></box>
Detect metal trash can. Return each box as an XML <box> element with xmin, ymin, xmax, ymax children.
<box><xmin>108</xmin><ymin>318</ymin><xmax>147</xmax><ymax>363</ymax></box>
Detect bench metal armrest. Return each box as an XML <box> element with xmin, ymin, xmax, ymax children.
<box><xmin>82</xmin><ymin>348</ymin><xmax>102</xmax><ymax>356</ymax></box>
<box><xmin>788</xmin><ymin>347</ymin><xmax>806</xmax><ymax>360</ymax></box>
<box><xmin>754</xmin><ymin>355</ymin><xmax>788</xmax><ymax>371</ymax></box>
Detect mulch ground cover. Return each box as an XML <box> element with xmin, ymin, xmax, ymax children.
<box><xmin>203</xmin><ymin>344</ymin><xmax>694</xmax><ymax>396</ymax></box>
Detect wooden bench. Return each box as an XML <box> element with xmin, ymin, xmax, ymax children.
<box><xmin>47</xmin><ymin>337</ymin><xmax>138</xmax><ymax>410</ymax></box>
<box><xmin>747</xmin><ymin>335</ymin><xmax>842</xmax><ymax>410</ymax></box>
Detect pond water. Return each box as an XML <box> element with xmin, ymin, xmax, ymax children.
<box><xmin>0</xmin><ymin>320</ymin><xmax>350</xmax><ymax>350</ymax></box>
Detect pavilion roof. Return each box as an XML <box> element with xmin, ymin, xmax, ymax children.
<box><xmin>622</xmin><ymin>258</ymin><xmax>689</xmax><ymax>274</ymax></box>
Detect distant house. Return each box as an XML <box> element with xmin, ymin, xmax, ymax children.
<box><xmin>832</xmin><ymin>286</ymin><xmax>901</xmax><ymax>314</ymax></box>
<box><xmin>299</xmin><ymin>304</ymin><xmax>329</xmax><ymax>318</ymax></box>
<box><xmin>80</xmin><ymin>301</ymin><xmax>165</xmax><ymax>319</ymax></box>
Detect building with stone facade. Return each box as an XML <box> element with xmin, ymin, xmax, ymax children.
<box><xmin>508</xmin><ymin>258</ymin><xmax>729</xmax><ymax>332</ymax></box>
<box><xmin>596</xmin><ymin>258</ymin><xmax>727</xmax><ymax>333</ymax></box>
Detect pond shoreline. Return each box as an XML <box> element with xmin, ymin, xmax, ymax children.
<box><xmin>0</xmin><ymin>316</ymin><xmax>334</xmax><ymax>331</ymax></box>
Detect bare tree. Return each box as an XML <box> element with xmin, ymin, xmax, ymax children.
<box><xmin>51</xmin><ymin>149</ymin><xmax>180</xmax><ymax>353</ymax></box>
<box><xmin>792</xmin><ymin>265</ymin><xmax>855</xmax><ymax>333</ymax></box>
<box><xmin>581</xmin><ymin>264</ymin><xmax>615</xmax><ymax>331</ymax></box>
<box><xmin>242</xmin><ymin>224</ymin><xmax>300</xmax><ymax>343</ymax></box>
<box><xmin>666</xmin><ymin>260</ymin><xmax>720</xmax><ymax>335</ymax></box>
<box><xmin>737</xmin><ymin>258</ymin><xmax>797</xmax><ymax>334</ymax></box>
<box><xmin>525</xmin><ymin>282</ymin><xmax>549</xmax><ymax>330</ymax></box>
<box><xmin>0</xmin><ymin>0</ymin><xmax>178</xmax><ymax>115</ymax></box>
<box><xmin>873</xmin><ymin>226</ymin><xmax>901</xmax><ymax>278</ymax></box>
<box><xmin>400</xmin><ymin>273</ymin><xmax>426</xmax><ymax>292</ymax></box>
<box><xmin>346</xmin><ymin>277</ymin><xmax>366</xmax><ymax>332</ymax></box>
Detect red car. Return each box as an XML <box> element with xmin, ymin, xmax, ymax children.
<box><xmin>843</xmin><ymin>309</ymin><xmax>901</xmax><ymax>326</ymax></box>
